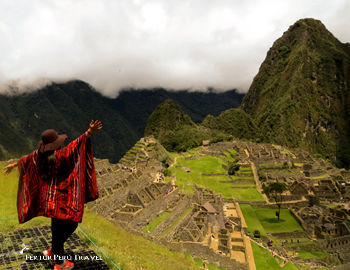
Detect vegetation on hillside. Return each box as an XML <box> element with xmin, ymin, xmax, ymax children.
<box><xmin>241</xmin><ymin>18</ymin><xmax>350</xmax><ymax>168</ymax></box>
<box><xmin>0</xmin><ymin>82</ymin><xmax>243</xmax><ymax>162</ymax></box>
<box><xmin>202</xmin><ymin>108</ymin><xmax>259</xmax><ymax>140</ymax></box>
<box><xmin>145</xmin><ymin>99</ymin><xmax>231</xmax><ymax>152</ymax></box>
<box><xmin>0</xmin><ymin>162</ymin><xmax>204</xmax><ymax>270</ymax></box>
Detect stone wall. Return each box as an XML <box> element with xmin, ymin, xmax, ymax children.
<box><xmin>161</xmin><ymin>241</ymin><xmax>248</xmax><ymax>270</ymax></box>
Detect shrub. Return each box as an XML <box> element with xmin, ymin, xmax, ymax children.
<box><xmin>228</xmin><ymin>163</ymin><xmax>240</xmax><ymax>175</ymax></box>
<box><xmin>164</xmin><ymin>169</ymin><xmax>172</xmax><ymax>177</ymax></box>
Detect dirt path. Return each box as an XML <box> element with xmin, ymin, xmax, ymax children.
<box><xmin>250</xmin><ymin>161</ymin><xmax>269</xmax><ymax>203</ymax></box>
<box><xmin>244</xmin><ymin>149</ymin><xmax>250</xmax><ymax>159</ymax></box>
<box><xmin>170</xmin><ymin>156</ymin><xmax>178</xmax><ymax>168</ymax></box>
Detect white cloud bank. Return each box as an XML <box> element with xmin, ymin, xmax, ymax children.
<box><xmin>0</xmin><ymin>0</ymin><xmax>349</xmax><ymax>96</ymax></box>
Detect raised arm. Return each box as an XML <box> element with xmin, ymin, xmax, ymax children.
<box><xmin>85</xmin><ymin>120</ymin><xmax>103</xmax><ymax>138</ymax></box>
<box><xmin>3</xmin><ymin>161</ymin><xmax>18</xmax><ymax>175</ymax></box>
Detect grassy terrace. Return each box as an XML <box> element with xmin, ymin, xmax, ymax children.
<box><xmin>296</xmin><ymin>250</ymin><xmax>328</xmax><ymax>259</ymax></box>
<box><xmin>142</xmin><ymin>211</ymin><xmax>172</xmax><ymax>233</ymax></box>
<box><xmin>185</xmin><ymin>253</ymin><xmax>226</xmax><ymax>270</ymax></box>
<box><xmin>230</xmin><ymin>189</ymin><xmax>264</xmax><ymax>201</ymax></box>
<box><xmin>239</xmin><ymin>167</ymin><xmax>253</xmax><ymax>171</ymax></box>
<box><xmin>221</xmin><ymin>149</ymin><xmax>237</xmax><ymax>162</ymax></box>
<box><xmin>0</xmin><ymin>162</ymin><xmax>203</xmax><ymax>270</ymax></box>
<box><xmin>305</xmin><ymin>174</ymin><xmax>329</xmax><ymax>180</ymax></box>
<box><xmin>251</xmin><ymin>242</ymin><xmax>298</xmax><ymax>270</ymax></box>
<box><xmin>159</xmin><ymin>207</ymin><xmax>193</xmax><ymax>239</ymax></box>
<box><xmin>240</xmin><ymin>204</ymin><xmax>304</xmax><ymax>236</ymax></box>
<box><xmin>232</xmin><ymin>175</ymin><xmax>255</xmax><ymax>180</ymax></box>
<box><xmin>168</xmin><ymin>149</ymin><xmax>264</xmax><ymax>201</ymax></box>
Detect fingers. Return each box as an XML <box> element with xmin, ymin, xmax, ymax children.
<box><xmin>93</xmin><ymin>120</ymin><xmax>103</xmax><ymax>127</ymax></box>
<box><xmin>3</xmin><ymin>166</ymin><xmax>11</xmax><ymax>175</ymax></box>
<box><xmin>96</xmin><ymin>120</ymin><xmax>103</xmax><ymax>130</ymax></box>
<box><xmin>88</xmin><ymin>120</ymin><xmax>103</xmax><ymax>133</ymax></box>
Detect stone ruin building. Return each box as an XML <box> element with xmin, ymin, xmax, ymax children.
<box><xmin>293</xmin><ymin>204</ymin><xmax>350</xmax><ymax>239</ymax></box>
<box><xmin>171</xmin><ymin>186</ymin><xmax>247</xmax><ymax>266</ymax></box>
<box><xmin>87</xmin><ymin>136</ymin><xmax>350</xmax><ymax>269</ymax></box>
<box><xmin>87</xmin><ymin>138</ymin><xmax>249</xmax><ymax>270</ymax></box>
<box><xmin>233</xmin><ymin>140</ymin><xmax>350</xmax><ymax>266</ymax></box>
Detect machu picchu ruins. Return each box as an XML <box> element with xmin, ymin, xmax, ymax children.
<box><xmin>87</xmin><ymin>136</ymin><xmax>350</xmax><ymax>269</ymax></box>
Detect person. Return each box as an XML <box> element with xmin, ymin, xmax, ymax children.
<box><xmin>3</xmin><ymin>120</ymin><xmax>103</xmax><ymax>270</ymax></box>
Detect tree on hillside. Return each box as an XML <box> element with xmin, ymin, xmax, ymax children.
<box><xmin>263</xmin><ymin>182</ymin><xmax>287</xmax><ymax>222</ymax></box>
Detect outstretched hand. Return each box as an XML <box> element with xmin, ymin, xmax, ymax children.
<box><xmin>3</xmin><ymin>163</ymin><xmax>16</xmax><ymax>175</ymax></box>
<box><xmin>87</xmin><ymin>120</ymin><xmax>103</xmax><ymax>136</ymax></box>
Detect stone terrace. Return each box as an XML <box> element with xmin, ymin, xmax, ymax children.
<box><xmin>88</xmin><ymin>139</ymin><xmax>249</xmax><ymax>270</ymax></box>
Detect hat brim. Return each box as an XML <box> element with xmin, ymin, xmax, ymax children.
<box><xmin>38</xmin><ymin>134</ymin><xmax>67</xmax><ymax>153</ymax></box>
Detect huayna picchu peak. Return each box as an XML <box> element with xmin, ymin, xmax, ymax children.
<box><xmin>241</xmin><ymin>18</ymin><xmax>350</xmax><ymax>168</ymax></box>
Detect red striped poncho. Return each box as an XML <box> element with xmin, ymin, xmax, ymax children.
<box><xmin>16</xmin><ymin>133</ymin><xmax>99</xmax><ymax>223</ymax></box>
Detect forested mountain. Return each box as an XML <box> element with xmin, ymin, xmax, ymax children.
<box><xmin>0</xmin><ymin>81</ymin><xmax>243</xmax><ymax>162</ymax></box>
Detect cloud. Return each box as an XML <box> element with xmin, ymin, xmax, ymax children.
<box><xmin>0</xmin><ymin>0</ymin><xmax>349</xmax><ymax>96</ymax></box>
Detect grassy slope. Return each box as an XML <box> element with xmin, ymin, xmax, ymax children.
<box><xmin>142</xmin><ymin>211</ymin><xmax>172</xmax><ymax>233</ymax></box>
<box><xmin>251</xmin><ymin>242</ymin><xmax>298</xmax><ymax>270</ymax></box>
<box><xmin>240</xmin><ymin>204</ymin><xmax>304</xmax><ymax>236</ymax></box>
<box><xmin>0</xmin><ymin>162</ymin><xmax>202</xmax><ymax>270</ymax></box>
<box><xmin>168</xmin><ymin>151</ymin><xmax>264</xmax><ymax>200</ymax></box>
<box><xmin>296</xmin><ymin>250</ymin><xmax>327</xmax><ymax>259</ymax></box>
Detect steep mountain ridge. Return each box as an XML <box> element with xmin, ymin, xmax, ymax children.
<box><xmin>240</xmin><ymin>18</ymin><xmax>350</xmax><ymax>167</ymax></box>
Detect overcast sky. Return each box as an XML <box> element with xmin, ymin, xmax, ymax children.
<box><xmin>0</xmin><ymin>0</ymin><xmax>349</xmax><ymax>96</ymax></box>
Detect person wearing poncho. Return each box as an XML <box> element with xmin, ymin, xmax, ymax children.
<box><xmin>4</xmin><ymin>120</ymin><xmax>102</xmax><ymax>270</ymax></box>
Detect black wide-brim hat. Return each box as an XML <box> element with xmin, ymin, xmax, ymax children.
<box><xmin>37</xmin><ymin>129</ymin><xmax>67</xmax><ymax>153</ymax></box>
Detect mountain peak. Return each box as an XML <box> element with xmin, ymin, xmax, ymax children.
<box><xmin>144</xmin><ymin>99</ymin><xmax>194</xmax><ymax>139</ymax></box>
<box><xmin>241</xmin><ymin>18</ymin><xmax>350</xmax><ymax>168</ymax></box>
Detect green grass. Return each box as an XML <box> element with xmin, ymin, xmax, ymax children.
<box><xmin>240</xmin><ymin>205</ymin><xmax>304</xmax><ymax>236</ymax></box>
<box><xmin>228</xmin><ymin>149</ymin><xmax>237</xmax><ymax>156</ymax></box>
<box><xmin>232</xmin><ymin>175</ymin><xmax>255</xmax><ymax>180</ymax></box>
<box><xmin>230</xmin><ymin>189</ymin><xmax>265</xmax><ymax>201</ymax></box>
<box><xmin>221</xmin><ymin>149</ymin><xmax>237</xmax><ymax>162</ymax></box>
<box><xmin>79</xmin><ymin>210</ymin><xmax>202</xmax><ymax>270</ymax></box>
<box><xmin>255</xmin><ymin>209</ymin><xmax>304</xmax><ymax>233</ymax></box>
<box><xmin>239</xmin><ymin>167</ymin><xmax>253</xmax><ymax>171</ymax></box>
<box><xmin>240</xmin><ymin>204</ymin><xmax>267</xmax><ymax>236</ymax></box>
<box><xmin>236</xmin><ymin>170</ymin><xmax>253</xmax><ymax>175</ymax></box>
<box><xmin>252</xmin><ymin>241</ymin><xmax>298</xmax><ymax>270</ymax></box>
<box><xmin>207</xmin><ymin>263</ymin><xmax>226</xmax><ymax>270</ymax></box>
<box><xmin>179</xmin><ymin>156</ymin><xmax>226</xmax><ymax>174</ymax></box>
<box><xmin>159</xmin><ymin>207</ymin><xmax>193</xmax><ymax>238</ymax></box>
<box><xmin>293</xmin><ymin>163</ymin><xmax>303</xmax><ymax>167</ymax></box>
<box><xmin>230</xmin><ymin>184</ymin><xmax>256</xmax><ymax>188</ymax></box>
<box><xmin>297</xmin><ymin>250</ymin><xmax>328</xmax><ymax>259</ymax></box>
<box><xmin>169</xmin><ymin>154</ymin><xmax>264</xmax><ymax>200</ymax></box>
<box><xmin>0</xmin><ymin>162</ymin><xmax>202</xmax><ymax>270</ymax></box>
<box><xmin>221</xmin><ymin>152</ymin><xmax>235</xmax><ymax>162</ymax></box>
<box><xmin>183</xmin><ymin>253</ymin><xmax>226</xmax><ymax>270</ymax></box>
<box><xmin>306</xmin><ymin>174</ymin><xmax>329</xmax><ymax>180</ymax></box>
<box><xmin>142</xmin><ymin>211</ymin><xmax>172</xmax><ymax>233</ymax></box>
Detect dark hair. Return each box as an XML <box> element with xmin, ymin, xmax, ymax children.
<box><xmin>38</xmin><ymin>150</ymin><xmax>57</xmax><ymax>179</ymax></box>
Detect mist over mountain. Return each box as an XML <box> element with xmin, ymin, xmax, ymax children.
<box><xmin>0</xmin><ymin>80</ymin><xmax>243</xmax><ymax>162</ymax></box>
